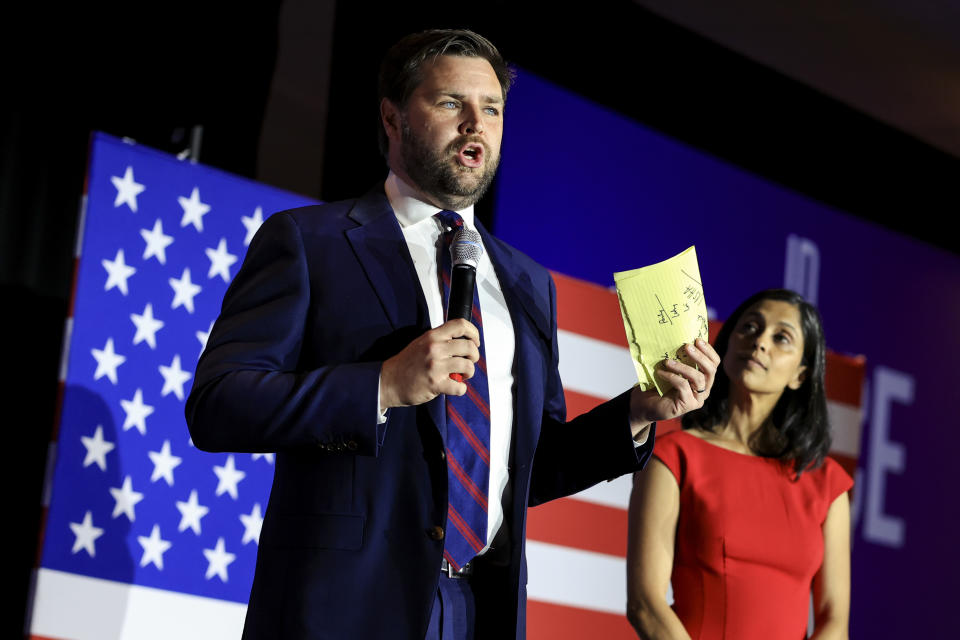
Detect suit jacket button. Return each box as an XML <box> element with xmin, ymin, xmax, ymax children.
<box><xmin>346</xmin><ymin>440</ymin><xmax>358</xmax><ymax>451</ymax></box>
<box><xmin>439</xmin><ymin>450</ymin><xmax>446</xmax><ymax>460</ymax></box>
<box><xmin>428</xmin><ymin>526</ymin><xmax>445</xmax><ymax>541</ymax></box>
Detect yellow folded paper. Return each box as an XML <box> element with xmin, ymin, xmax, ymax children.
<box><xmin>614</xmin><ymin>246</ymin><xmax>709</xmax><ymax>395</ymax></box>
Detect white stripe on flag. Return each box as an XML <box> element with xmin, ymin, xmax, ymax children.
<box><xmin>30</xmin><ymin>568</ymin><xmax>246</xmax><ymax>640</ymax></box>
<box><xmin>573</xmin><ymin>474</ymin><xmax>634</xmax><ymax>510</ymax></box>
<box><xmin>526</xmin><ymin>539</ymin><xmax>626</xmax><ymax>615</ymax></box>
<box><xmin>827</xmin><ymin>401</ymin><xmax>862</xmax><ymax>458</ymax></box>
<box><xmin>557</xmin><ymin>330</ymin><xmax>632</xmax><ymax>399</ymax></box>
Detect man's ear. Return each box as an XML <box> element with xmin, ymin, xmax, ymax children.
<box><xmin>787</xmin><ymin>364</ymin><xmax>807</xmax><ymax>390</ymax></box>
<box><xmin>380</xmin><ymin>98</ymin><xmax>401</xmax><ymax>142</ymax></box>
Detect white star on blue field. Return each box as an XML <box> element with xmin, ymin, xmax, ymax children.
<box><xmin>42</xmin><ymin>132</ymin><xmax>316</xmax><ymax>602</ymax></box>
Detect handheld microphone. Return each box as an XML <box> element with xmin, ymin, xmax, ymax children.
<box><xmin>446</xmin><ymin>227</ymin><xmax>483</xmax><ymax>382</ymax></box>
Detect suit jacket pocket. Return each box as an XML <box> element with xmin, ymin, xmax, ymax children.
<box><xmin>271</xmin><ymin>512</ymin><xmax>364</xmax><ymax>550</ymax></box>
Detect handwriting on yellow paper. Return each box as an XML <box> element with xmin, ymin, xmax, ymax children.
<box><xmin>614</xmin><ymin>246</ymin><xmax>708</xmax><ymax>395</ymax></box>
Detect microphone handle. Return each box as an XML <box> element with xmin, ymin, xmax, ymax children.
<box><xmin>447</xmin><ymin>264</ymin><xmax>476</xmax><ymax>322</ymax></box>
<box><xmin>447</xmin><ymin>264</ymin><xmax>477</xmax><ymax>383</ymax></box>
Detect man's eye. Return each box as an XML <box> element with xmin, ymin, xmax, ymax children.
<box><xmin>440</xmin><ymin>101</ymin><xmax>458</xmax><ymax>109</ymax></box>
<box><xmin>484</xmin><ymin>107</ymin><xmax>500</xmax><ymax>116</ymax></box>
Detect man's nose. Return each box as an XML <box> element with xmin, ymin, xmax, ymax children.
<box><xmin>459</xmin><ymin>105</ymin><xmax>485</xmax><ymax>135</ymax></box>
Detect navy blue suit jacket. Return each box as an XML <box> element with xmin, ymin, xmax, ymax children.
<box><xmin>185</xmin><ymin>188</ymin><xmax>654</xmax><ymax>639</ymax></box>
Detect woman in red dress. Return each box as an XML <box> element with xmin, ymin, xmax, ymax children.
<box><xmin>627</xmin><ymin>289</ymin><xmax>852</xmax><ymax>640</ymax></box>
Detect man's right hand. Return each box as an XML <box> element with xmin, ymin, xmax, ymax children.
<box><xmin>379</xmin><ymin>319</ymin><xmax>480</xmax><ymax>411</ymax></box>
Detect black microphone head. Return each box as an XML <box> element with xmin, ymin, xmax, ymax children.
<box><xmin>451</xmin><ymin>228</ymin><xmax>483</xmax><ymax>269</ymax></box>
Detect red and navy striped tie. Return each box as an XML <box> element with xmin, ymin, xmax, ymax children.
<box><xmin>435</xmin><ymin>210</ymin><xmax>491</xmax><ymax>571</ymax></box>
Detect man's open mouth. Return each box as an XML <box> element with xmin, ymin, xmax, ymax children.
<box><xmin>458</xmin><ymin>144</ymin><xmax>484</xmax><ymax>168</ymax></box>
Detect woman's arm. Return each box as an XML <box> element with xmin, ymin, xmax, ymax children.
<box><xmin>809</xmin><ymin>491</ymin><xmax>851</xmax><ymax>640</ymax></box>
<box><xmin>626</xmin><ymin>459</ymin><xmax>692</xmax><ymax>640</ymax></box>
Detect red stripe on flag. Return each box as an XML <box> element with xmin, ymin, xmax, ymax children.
<box><xmin>825</xmin><ymin>352</ymin><xmax>866</xmax><ymax>405</ymax></box>
<box><xmin>829</xmin><ymin>453</ymin><xmax>858</xmax><ymax>481</ymax></box>
<box><xmin>564</xmin><ymin>388</ymin><xmax>684</xmax><ymax>437</ymax></box>
<box><xmin>705</xmin><ymin>318</ymin><xmax>720</xmax><ymax>342</ymax></box>
<box><xmin>447</xmin><ymin>505</ymin><xmax>485</xmax><ymax>552</ymax></box>
<box><xmin>447</xmin><ymin>406</ymin><xmax>490</xmax><ymax>465</ymax></box>
<box><xmin>30</xmin><ymin>635</ymin><xmax>63</xmax><ymax>640</ymax></box>
<box><xmin>553</xmin><ymin>271</ymin><xmax>726</xmax><ymax>347</ymax></box>
<box><xmin>528</xmin><ymin>600</ymin><xmax>635</xmax><ymax>640</ymax></box>
<box><xmin>446</xmin><ymin>449</ymin><xmax>488</xmax><ymax>510</ymax></box>
<box><xmin>552</xmin><ymin>271</ymin><xmax>625</xmax><ymax>346</ymax></box>
<box><xmin>563</xmin><ymin>388</ymin><xmax>606</xmax><ymax>419</ymax></box>
<box><xmin>527</xmin><ymin>497</ymin><xmax>628</xmax><ymax>557</ymax></box>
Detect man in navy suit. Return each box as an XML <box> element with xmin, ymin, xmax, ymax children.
<box><xmin>186</xmin><ymin>29</ymin><xmax>719</xmax><ymax>640</ymax></box>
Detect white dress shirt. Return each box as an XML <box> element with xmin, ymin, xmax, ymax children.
<box><xmin>384</xmin><ymin>171</ymin><xmax>515</xmax><ymax>552</ymax></box>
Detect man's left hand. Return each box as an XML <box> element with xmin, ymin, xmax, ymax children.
<box><xmin>629</xmin><ymin>338</ymin><xmax>721</xmax><ymax>436</ymax></box>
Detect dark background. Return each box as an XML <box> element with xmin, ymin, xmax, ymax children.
<box><xmin>5</xmin><ymin>1</ymin><xmax>957</xmax><ymax>635</ymax></box>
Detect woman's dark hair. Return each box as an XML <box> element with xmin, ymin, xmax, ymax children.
<box><xmin>682</xmin><ymin>289</ymin><xmax>831</xmax><ymax>478</ymax></box>
<box><xmin>376</xmin><ymin>29</ymin><xmax>515</xmax><ymax>156</ymax></box>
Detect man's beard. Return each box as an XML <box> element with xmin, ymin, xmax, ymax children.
<box><xmin>400</xmin><ymin>122</ymin><xmax>499</xmax><ymax>211</ymax></box>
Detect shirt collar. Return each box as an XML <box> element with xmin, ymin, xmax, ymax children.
<box><xmin>384</xmin><ymin>171</ymin><xmax>476</xmax><ymax>230</ymax></box>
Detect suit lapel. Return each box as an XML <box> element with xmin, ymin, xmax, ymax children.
<box><xmin>345</xmin><ymin>188</ymin><xmax>446</xmax><ymax>438</ymax></box>
<box><xmin>476</xmin><ymin>221</ymin><xmax>550</xmax><ymax>462</ymax></box>
<box><xmin>476</xmin><ymin>221</ymin><xmax>551</xmax><ymax>343</ymax></box>
<box><xmin>345</xmin><ymin>189</ymin><xmax>428</xmax><ymax>331</ymax></box>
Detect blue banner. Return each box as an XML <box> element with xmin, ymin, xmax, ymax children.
<box><xmin>493</xmin><ymin>69</ymin><xmax>959</xmax><ymax>637</ymax></box>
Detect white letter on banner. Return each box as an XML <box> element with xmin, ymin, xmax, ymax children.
<box><xmin>783</xmin><ymin>234</ymin><xmax>820</xmax><ymax>304</ymax></box>
<box><xmin>863</xmin><ymin>366</ymin><xmax>912</xmax><ymax>548</ymax></box>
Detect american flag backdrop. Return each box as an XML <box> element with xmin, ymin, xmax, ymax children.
<box><xmin>29</xmin><ymin>133</ymin><xmax>864</xmax><ymax>640</ymax></box>
<box><xmin>31</xmin><ymin>133</ymin><xmax>315</xmax><ymax>639</ymax></box>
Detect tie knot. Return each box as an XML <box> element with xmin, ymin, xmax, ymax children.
<box><xmin>435</xmin><ymin>210</ymin><xmax>464</xmax><ymax>234</ymax></box>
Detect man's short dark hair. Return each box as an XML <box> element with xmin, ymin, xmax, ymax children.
<box><xmin>377</xmin><ymin>29</ymin><xmax>515</xmax><ymax>156</ymax></box>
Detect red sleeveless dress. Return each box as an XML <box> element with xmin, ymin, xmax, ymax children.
<box><xmin>653</xmin><ymin>429</ymin><xmax>853</xmax><ymax>640</ymax></box>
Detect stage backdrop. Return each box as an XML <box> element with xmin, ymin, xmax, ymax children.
<box><xmin>492</xmin><ymin>69</ymin><xmax>959</xmax><ymax>638</ymax></box>
<box><xmin>32</xmin><ymin>124</ymin><xmax>868</xmax><ymax>639</ymax></box>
